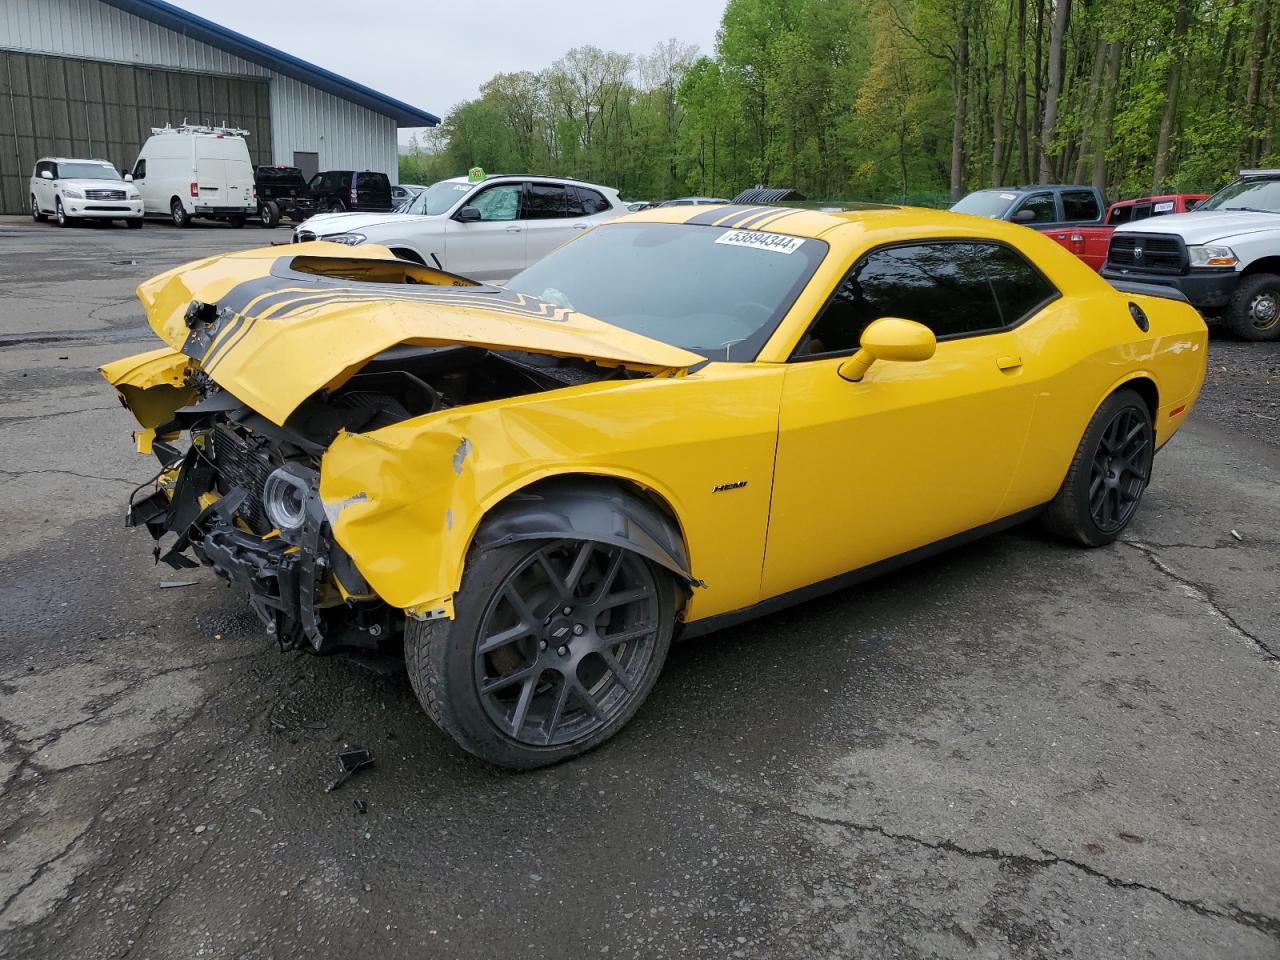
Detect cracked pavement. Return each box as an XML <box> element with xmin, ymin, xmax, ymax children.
<box><xmin>0</xmin><ymin>218</ymin><xmax>1277</xmax><ymax>959</ymax></box>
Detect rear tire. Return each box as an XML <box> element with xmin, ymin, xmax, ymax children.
<box><xmin>171</xmin><ymin>199</ymin><xmax>190</xmax><ymax>228</ymax></box>
<box><xmin>125</xmin><ymin>217</ymin><xmax>143</xmax><ymax>229</ymax></box>
<box><xmin>406</xmin><ymin>538</ymin><xmax>674</xmax><ymax>769</ymax></box>
<box><xmin>1223</xmin><ymin>272</ymin><xmax>1280</xmax><ymax>341</ymax></box>
<box><xmin>259</xmin><ymin>200</ymin><xmax>281</xmax><ymax>228</ymax></box>
<box><xmin>1044</xmin><ymin>388</ymin><xmax>1154</xmax><ymax>547</ymax></box>
<box><xmin>228</xmin><ymin>215</ymin><xmax>246</xmax><ymax>229</ymax></box>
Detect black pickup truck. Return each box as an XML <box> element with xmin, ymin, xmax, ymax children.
<box><xmin>253</xmin><ymin>165</ymin><xmax>318</xmax><ymax>228</ymax></box>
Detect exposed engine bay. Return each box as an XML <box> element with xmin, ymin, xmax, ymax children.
<box><xmin>126</xmin><ymin>342</ymin><xmax>640</xmax><ymax>655</ymax></box>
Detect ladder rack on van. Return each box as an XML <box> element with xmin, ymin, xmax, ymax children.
<box><xmin>150</xmin><ymin>123</ymin><xmax>250</xmax><ymax>138</ymax></box>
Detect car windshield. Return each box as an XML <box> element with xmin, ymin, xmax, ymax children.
<box><xmin>506</xmin><ymin>222</ymin><xmax>828</xmax><ymax>362</ymax></box>
<box><xmin>1197</xmin><ymin>177</ymin><xmax>1280</xmax><ymax>213</ymax></box>
<box><xmin>407</xmin><ymin>180</ymin><xmax>473</xmax><ymax>216</ymax></box>
<box><xmin>951</xmin><ymin>190</ymin><xmax>1018</xmax><ymax>218</ymax></box>
<box><xmin>57</xmin><ymin>162</ymin><xmax>121</xmax><ymax>180</ymax></box>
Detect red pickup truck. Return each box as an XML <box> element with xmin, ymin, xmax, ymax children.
<box><xmin>1042</xmin><ymin>194</ymin><xmax>1208</xmax><ymax>270</ymax></box>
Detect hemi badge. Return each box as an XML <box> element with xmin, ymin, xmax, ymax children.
<box><xmin>712</xmin><ymin>480</ymin><xmax>748</xmax><ymax>493</ymax></box>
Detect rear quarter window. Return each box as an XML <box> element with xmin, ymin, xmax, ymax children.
<box><xmin>1061</xmin><ymin>191</ymin><xmax>1101</xmax><ymax>221</ymax></box>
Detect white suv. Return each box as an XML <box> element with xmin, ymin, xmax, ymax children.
<box><xmin>1102</xmin><ymin>169</ymin><xmax>1280</xmax><ymax>341</ymax></box>
<box><xmin>293</xmin><ymin>175</ymin><xmax>624</xmax><ymax>282</ymax></box>
<box><xmin>30</xmin><ymin>158</ymin><xmax>144</xmax><ymax>228</ymax></box>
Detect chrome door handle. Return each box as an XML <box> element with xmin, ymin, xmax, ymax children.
<box><xmin>505</xmin><ymin>225</ymin><xmax>522</xmax><ymax>233</ymax></box>
<box><xmin>572</xmin><ymin>223</ymin><xmax>589</xmax><ymax>230</ymax></box>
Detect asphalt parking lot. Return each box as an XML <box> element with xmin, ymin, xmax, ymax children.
<box><xmin>1</xmin><ymin>215</ymin><xmax>1277</xmax><ymax>960</ymax></box>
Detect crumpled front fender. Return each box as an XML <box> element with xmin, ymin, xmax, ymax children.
<box><xmin>317</xmin><ymin>400</ymin><xmax>694</xmax><ymax>620</ymax></box>
<box><xmin>100</xmin><ymin>347</ymin><xmax>198</xmax><ymax>449</ymax></box>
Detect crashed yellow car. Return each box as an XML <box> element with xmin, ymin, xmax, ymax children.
<box><xmin>102</xmin><ymin>203</ymin><xmax>1207</xmax><ymax>768</ymax></box>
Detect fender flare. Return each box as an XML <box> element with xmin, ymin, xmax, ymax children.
<box><xmin>472</xmin><ymin>477</ymin><xmax>701</xmax><ymax>587</ymax></box>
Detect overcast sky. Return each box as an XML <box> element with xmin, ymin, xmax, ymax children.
<box><xmin>173</xmin><ymin>0</ymin><xmax>724</xmax><ymax>144</ymax></box>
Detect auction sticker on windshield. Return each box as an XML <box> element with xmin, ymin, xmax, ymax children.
<box><xmin>715</xmin><ymin>229</ymin><xmax>806</xmax><ymax>255</ymax></box>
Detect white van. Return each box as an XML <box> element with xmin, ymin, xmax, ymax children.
<box><xmin>131</xmin><ymin>124</ymin><xmax>257</xmax><ymax>228</ymax></box>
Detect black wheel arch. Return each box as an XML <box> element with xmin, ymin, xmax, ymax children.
<box><xmin>471</xmin><ymin>475</ymin><xmax>699</xmax><ymax>590</ymax></box>
<box><xmin>1122</xmin><ymin>375</ymin><xmax>1159</xmax><ymax>423</ymax></box>
<box><xmin>1241</xmin><ymin>256</ymin><xmax>1280</xmax><ymax>279</ymax></box>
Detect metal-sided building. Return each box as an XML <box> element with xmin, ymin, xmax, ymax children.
<box><xmin>0</xmin><ymin>0</ymin><xmax>438</xmax><ymax>214</ymax></box>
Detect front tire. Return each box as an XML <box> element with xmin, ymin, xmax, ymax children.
<box><xmin>125</xmin><ymin>217</ymin><xmax>143</xmax><ymax>229</ymax></box>
<box><xmin>406</xmin><ymin>539</ymin><xmax>674</xmax><ymax>769</ymax></box>
<box><xmin>1044</xmin><ymin>388</ymin><xmax>1154</xmax><ymax>547</ymax></box>
<box><xmin>171</xmin><ymin>199</ymin><xmax>190</xmax><ymax>228</ymax></box>
<box><xmin>31</xmin><ymin>195</ymin><xmax>46</xmax><ymax>222</ymax></box>
<box><xmin>55</xmin><ymin>198</ymin><xmax>72</xmax><ymax>227</ymax></box>
<box><xmin>1224</xmin><ymin>272</ymin><xmax>1280</xmax><ymax>341</ymax></box>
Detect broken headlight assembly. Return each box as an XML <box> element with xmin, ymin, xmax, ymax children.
<box><xmin>263</xmin><ymin>462</ymin><xmax>319</xmax><ymax>540</ymax></box>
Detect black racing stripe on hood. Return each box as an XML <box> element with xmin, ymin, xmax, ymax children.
<box><xmin>210</xmin><ymin>260</ymin><xmax>571</xmax><ymax>324</ymax></box>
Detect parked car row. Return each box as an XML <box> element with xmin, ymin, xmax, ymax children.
<box><xmin>952</xmin><ymin>171</ymin><xmax>1280</xmax><ymax>341</ymax></box>
<box><xmin>27</xmin><ymin>123</ymin><xmax>399</xmax><ymax>230</ymax></box>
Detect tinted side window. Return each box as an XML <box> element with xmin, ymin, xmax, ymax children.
<box><xmin>468</xmin><ymin>184</ymin><xmax>521</xmax><ymax>221</ymax></box>
<box><xmin>794</xmin><ymin>242</ymin><xmax>1056</xmax><ymax>357</ymax></box>
<box><xmin>576</xmin><ymin>187</ymin><xmax>610</xmax><ymax>215</ymax></box>
<box><xmin>1014</xmin><ymin>193</ymin><xmax>1057</xmax><ymax>223</ymax></box>
<box><xmin>1061</xmin><ymin>191</ymin><xmax>1101</xmax><ymax>221</ymax></box>
<box><xmin>1130</xmin><ymin>203</ymin><xmax>1154</xmax><ymax>221</ymax></box>
<box><xmin>358</xmin><ymin>172</ymin><xmax>390</xmax><ymax>195</ymax></box>
<box><xmin>1108</xmin><ymin>205</ymin><xmax>1132</xmax><ymax>225</ymax></box>
<box><xmin>132</xmin><ymin>159</ymin><xmax>146</xmax><ymax>180</ymax></box>
<box><xmin>524</xmin><ymin>183</ymin><xmax>573</xmax><ymax>219</ymax></box>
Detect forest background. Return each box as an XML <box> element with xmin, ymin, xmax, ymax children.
<box><xmin>399</xmin><ymin>0</ymin><xmax>1280</xmax><ymax>206</ymax></box>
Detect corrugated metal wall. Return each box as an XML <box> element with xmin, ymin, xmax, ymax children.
<box><xmin>0</xmin><ymin>50</ymin><xmax>271</xmax><ymax>214</ymax></box>
<box><xmin>0</xmin><ymin>0</ymin><xmax>400</xmax><ymax>213</ymax></box>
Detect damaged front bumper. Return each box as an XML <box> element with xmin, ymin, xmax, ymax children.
<box><xmin>128</xmin><ymin>443</ymin><xmax>392</xmax><ymax>652</ymax></box>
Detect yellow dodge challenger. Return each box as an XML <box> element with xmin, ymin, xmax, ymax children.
<box><xmin>102</xmin><ymin>203</ymin><xmax>1207</xmax><ymax>768</ymax></box>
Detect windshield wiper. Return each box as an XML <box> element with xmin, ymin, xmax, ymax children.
<box><xmin>1220</xmin><ymin>206</ymin><xmax>1276</xmax><ymax>213</ymax></box>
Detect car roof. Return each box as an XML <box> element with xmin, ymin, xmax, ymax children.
<box><xmin>39</xmin><ymin>157</ymin><xmax>115</xmax><ymax>164</ymax></box>
<box><xmin>439</xmin><ymin>174</ymin><xmax>615</xmax><ymax>191</ymax></box>
<box><xmin>623</xmin><ymin>202</ymin><xmax>1077</xmax><ymax>247</ymax></box>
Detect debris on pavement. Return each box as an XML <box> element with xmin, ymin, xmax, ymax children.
<box><xmin>1230</xmin><ymin>529</ymin><xmax>1243</xmax><ymax>541</ymax></box>
<box><xmin>325</xmin><ymin>748</ymin><xmax>374</xmax><ymax>792</ymax></box>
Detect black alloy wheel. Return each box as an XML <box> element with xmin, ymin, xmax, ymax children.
<box><xmin>475</xmin><ymin>541</ymin><xmax>662</xmax><ymax>747</ymax></box>
<box><xmin>1044</xmin><ymin>387</ymin><xmax>1154</xmax><ymax>546</ymax></box>
<box><xmin>405</xmin><ymin>537</ymin><xmax>675</xmax><ymax>769</ymax></box>
<box><xmin>1087</xmin><ymin>405</ymin><xmax>1151</xmax><ymax>534</ymax></box>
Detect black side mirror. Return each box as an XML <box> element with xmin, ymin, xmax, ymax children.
<box><xmin>1013</xmin><ymin>209</ymin><xmax>1037</xmax><ymax>223</ymax></box>
<box><xmin>455</xmin><ymin>206</ymin><xmax>482</xmax><ymax>223</ymax></box>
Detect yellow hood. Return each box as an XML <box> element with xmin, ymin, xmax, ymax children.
<box><xmin>136</xmin><ymin>242</ymin><xmax>702</xmax><ymax>426</ymax></box>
